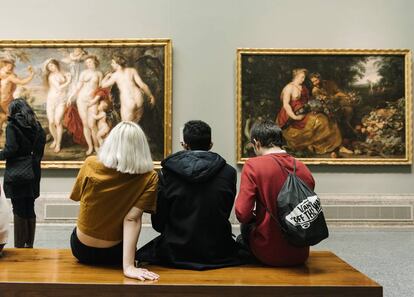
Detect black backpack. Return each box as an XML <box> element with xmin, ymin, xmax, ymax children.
<box><xmin>259</xmin><ymin>157</ymin><xmax>329</xmax><ymax>247</ymax></box>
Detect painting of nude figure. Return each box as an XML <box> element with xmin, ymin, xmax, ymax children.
<box><xmin>237</xmin><ymin>49</ymin><xmax>412</xmax><ymax>165</ymax></box>
<box><xmin>0</xmin><ymin>39</ymin><xmax>172</xmax><ymax>168</ymax></box>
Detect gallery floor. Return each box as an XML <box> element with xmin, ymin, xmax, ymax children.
<box><xmin>4</xmin><ymin>225</ymin><xmax>413</xmax><ymax>297</ymax></box>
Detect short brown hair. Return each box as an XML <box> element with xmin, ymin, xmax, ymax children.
<box><xmin>250</xmin><ymin>120</ymin><xmax>284</xmax><ymax>148</ymax></box>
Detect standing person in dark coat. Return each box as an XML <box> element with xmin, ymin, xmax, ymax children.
<box><xmin>0</xmin><ymin>98</ymin><xmax>46</xmax><ymax>248</ymax></box>
<box><xmin>137</xmin><ymin>120</ymin><xmax>244</xmax><ymax>270</ymax></box>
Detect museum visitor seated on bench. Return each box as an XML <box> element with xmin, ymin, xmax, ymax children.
<box><xmin>137</xmin><ymin>120</ymin><xmax>247</xmax><ymax>270</ymax></box>
<box><xmin>69</xmin><ymin>121</ymin><xmax>159</xmax><ymax>281</ymax></box>
<box><xmin>236</xmin><ymin>120</ymin><xmax>316</xmax><ymax>266</ymax></box>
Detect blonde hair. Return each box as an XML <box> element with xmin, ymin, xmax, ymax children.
<box><xmin>292</xmin><ymin>68</ymin><xmax>308</xmax><ymax>78</ymax></box>
<box><xmin>98</xmin><ymin>122</ymin><xmax>153</xmax><ymax>174</ymax></box>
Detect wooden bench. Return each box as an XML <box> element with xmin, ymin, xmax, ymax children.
<box><xmin>0</xmin><ymin>249</ymin><xmax>382</xmax><ymax>297</ymax></box>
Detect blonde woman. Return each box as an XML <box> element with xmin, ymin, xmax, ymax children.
<box><xmin>44</xmin><ymin>59</ymin><xmax>71</xmax><ymax>153</ymax></box>
<box><xmin>68</xmin><ymin>55</ymin><xmax>102</xmax><ymax>155</ymax></box>
<box><xmin>69</xmin><ymin>122</ymin><xmax>159</xmax><ymax>281</ymax></box>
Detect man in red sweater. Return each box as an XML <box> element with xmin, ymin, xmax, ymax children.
<box><xmin>235</xmin><ymin>120</ymin><xmax>315</xmax><ymax>266</ymax></box>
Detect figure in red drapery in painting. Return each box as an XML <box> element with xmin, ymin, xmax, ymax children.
<box><xmin>276</xmin><ymin>68</ymin><xmax>347</xmax><ymax>156</ymax></box>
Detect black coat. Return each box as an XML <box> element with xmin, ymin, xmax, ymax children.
<box><xmin>136</xmin><ymin>150</ymin><xmax>244</xmax><ymax>270</ymax></box>
<box><xmin>0</xmin><ymin>115</ymin><xmax>46</xmax><ymax>199</ymax></box>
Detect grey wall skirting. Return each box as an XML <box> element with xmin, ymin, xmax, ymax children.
<box><xmin>5</xmin><ymin>192</ymin><xmax>413</xmax><ymax>227</ymax></box>
<box><xmin>319</xmin><ymin>194</ymin><xmax>413</xmax><ymax>226</ymax></box>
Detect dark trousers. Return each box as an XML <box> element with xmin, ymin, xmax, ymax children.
<box><xmin>11</xmin><ymin>197</ymin><xmax>36</xmax><ymax>248</ymax></box>
<box><xmin>237</xmin><ymin>220</ymin><xmax>260</xmax><ymax>264</ymax></box>
<box><xmin>11</xmin><ymin>197</ymin><xmax>35</xmax><ymax>219</ymax></box>
<box><xmin>70</xmin><ymin>228</ymin><xmax>123</xmax><ymax>266</ymax></box>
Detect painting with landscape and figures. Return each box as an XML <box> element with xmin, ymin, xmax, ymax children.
<box><xmin>0</xmin><ymin>40</ymin><xmax>172</xmax><ymax>168</ymax></box>
<box><xmin>237</xmin><ymin>49</ymin><xmax>412</xmax><ymax>165</ymax></box>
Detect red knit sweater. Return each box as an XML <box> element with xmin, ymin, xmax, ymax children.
<box><xmin>235</xmin><ymin>153</ymin><xmax>315</xmax><ymax>266</ymax></box>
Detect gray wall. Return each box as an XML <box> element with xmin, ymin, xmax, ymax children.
<box><xmin>0</xmin><ymin>0</ymin><xmax>413</xmax><ymax>195</ymax></box>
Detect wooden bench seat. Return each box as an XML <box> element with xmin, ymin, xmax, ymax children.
<box><xmin>0</xmin><ymin>249</ymin><xmax>382</xmax><ymax>297</ymax></box>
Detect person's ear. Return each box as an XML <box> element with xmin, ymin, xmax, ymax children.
<box><xmin>181</xmin><ymin>142</ymin><xmax>190</xmax><ymax>150</ymax></box>
<box><xmin>253</xmin><ymin>139</ymin><xmax>262</xmax><ymax>151</ymax></box>
<box><xmin>208</xmin><ymin>142</ymin><xmax>213</xmax><ymax>151</ymax></box>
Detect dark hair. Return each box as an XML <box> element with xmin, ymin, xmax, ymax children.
<box><xmin>112</xmin><ymin>55</ymin><xmax>127</xmax><ymax>68</ymax></box>
<box><xmin>183</xmin><ymin>120</ymin><xmax>211</xmax><ymax>151</ymax></box>
<box><xmin>309</xmin><ymin>72</ymin><xmax>321</xmax><ymax>80</ymax></box>
<box><xmin>250</xmin><ymin>120</ymin><xmax>283</xmax><ymax>148</ymax></box>
<box><xmin>8</xmin><ymin>98</ymin><xmax>38</xmax><ymax>127</ymax></box>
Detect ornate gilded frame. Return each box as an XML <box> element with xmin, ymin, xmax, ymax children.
<box><xmin>237</xmin><ymin>48</ymin><xmax>412</xmax><ymax>165</ymax></box>
<box><xmin>0</xmin><ymin>39</ymin><xmax>172</xmax><ymax>169</ymax></box>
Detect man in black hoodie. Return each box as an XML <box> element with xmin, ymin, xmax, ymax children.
<box><xmin>136</xmin><ymin>120</ymin><xmax>244</xmax><ymax>270</ymax></box>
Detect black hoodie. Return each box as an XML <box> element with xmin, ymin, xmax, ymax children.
<box><xmin>0</xmin><ymin>114</ymin><xmax>46</xmax><ymax>199</ymax></box>
<box><xmin>136</xmin><ymin>150</ymin><xmax>244</xmax><ymax>270</ymax></box>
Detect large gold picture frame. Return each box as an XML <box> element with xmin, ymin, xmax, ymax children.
<box><xmin>237</xmin><ymin>49</ymin><xmax>412</xmax><ymax>165</ymax></box>
<box><xmin>0</xmin><ymin>39</ymin><xmax>172</xmax><ymax>168</ymax></box>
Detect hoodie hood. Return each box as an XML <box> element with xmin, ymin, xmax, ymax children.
<box><xmin>10</xmin><ymin>113</ymin><xmax>33</xmax><ymax>129</ymax></box>
<box><xmin>162</xmin><ymin>150</ymin><xmax>226</xmax><ymax>183</ymax></box>
<box><xmin>9</xmin><ymin>113</ymin><xmax>37</xmax><ymax>140</ymax></box>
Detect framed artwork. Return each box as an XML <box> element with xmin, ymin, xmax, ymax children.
<box><xmin>0</xmin><ymin>39</ymin><xmax>172</xmax><ymax>168</ymax></box>
<box><xmin>237</xmin><ymin>49</ymin><xmax>412</xmax><ymax>165</ymax></box>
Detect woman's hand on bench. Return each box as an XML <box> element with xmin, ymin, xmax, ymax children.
<box><xmin>124</xmin><ymin>266</ymin><xmax>159</xmax><ymax>281</ymax></box>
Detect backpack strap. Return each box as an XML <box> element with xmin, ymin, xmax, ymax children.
<box><xmin>256</xmin><ymin>193</ymin><xmax>287</xmax><ymax>232</ymax></box>
<box><xmin>293</xmin><ymin>158</ymin><xmax>296</xmax><ymax>174</ymax></box>
<box><xmin>256</xmin><ymin>196</ymin><xmax>278</xmax><ymax>223</ymax></box>
<box><xmin>270</xmin><ymin>155</ymin><xmax>296</xmax><ymax>176</ymax></box>
<box><xmin>254</xmin><ymin>155</ymin><xmax>296</xmax><ymax>232</ymax></box>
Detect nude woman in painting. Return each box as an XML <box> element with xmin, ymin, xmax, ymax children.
<box><xmin>68</xmin><ymin>55</ymin><xmax>102</xmax><ymax>155</ymax></box>
<box><xmin>44</xmin><ymin>59</ymin><xmax>72</xmax><ymax>153</ymax></box>
<box><xmin>101</xmin><ymin>55</ymin><xmax>155</xmax><ymax>122</ymax></box>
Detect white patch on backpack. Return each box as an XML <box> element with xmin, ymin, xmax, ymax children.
<box><xmin>285</xmin><ymin>195</ymin><xmax>322</xmax><ymax>229</ymax></box>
